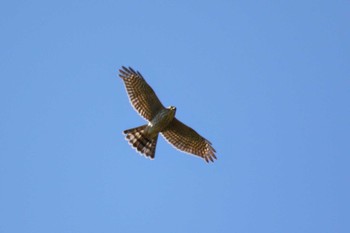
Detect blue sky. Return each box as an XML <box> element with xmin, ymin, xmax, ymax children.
<box><xmin>0</xmin><ymin>1</ymin><xmax>349</xmax><ymax>232</ymax></box>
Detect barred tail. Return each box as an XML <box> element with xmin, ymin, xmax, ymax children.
<box><xmin>123</xmin><ymin>125</ymin><xmax>158</xmax><ymax>159</ymax></box>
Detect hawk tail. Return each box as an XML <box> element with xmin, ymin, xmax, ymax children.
<box><xmin>123</xmin><ymin>125</ymin><xmax>158</xmax><ymax>159</ymax></box>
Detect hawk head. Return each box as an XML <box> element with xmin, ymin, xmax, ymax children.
<box><xmin>168</xmin><ymin>106</ymin><xmax>177</xmax><ymax>117</ymax></box>
<box><xmin>168</xmin><ymin>106</ymin><xmax>176</xmax><ymax>112</ymax></box>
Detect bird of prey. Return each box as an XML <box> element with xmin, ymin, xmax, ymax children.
<box><xmin>119</xmin><ymin>66</ymin><xmax>216</xmax><ymax>163</ymax></box>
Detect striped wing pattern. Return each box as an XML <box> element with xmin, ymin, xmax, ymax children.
<box><xmin>161</xmin><ymin>118</ymin><xmax>217</xmax><ymax>162</ymax></box>
<box><xmin>119</xmin><ymin>66</ymin><xmax>165</xmax><ymax>121</ymax></box>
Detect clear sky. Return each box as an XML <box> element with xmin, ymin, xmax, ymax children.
<box><xmin>0</xmin><ymin>1</ymin><xmax>349</xmax><ymax>233</ymax></box>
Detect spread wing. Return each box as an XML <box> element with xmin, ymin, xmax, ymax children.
<box><xmin>161</xmin><ymin>118</ymin><xmax>217</xmax><ymax>163</ymax></box>
<box><xmin>119</xmin><ymin>66</ymin><xmax>165</xmax><ymax>121</ymax></box>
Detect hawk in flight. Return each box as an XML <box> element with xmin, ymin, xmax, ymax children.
<box><xmin>119</xmin><ymin>66</ymin><xmax>216</xmax><ymax>163</ymax></box>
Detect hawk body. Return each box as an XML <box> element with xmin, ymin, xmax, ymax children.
<box><xmin>147</xmin><ymin>107</ymin><xmax>176</xmax><ymax>136</ymax></box>
<box><xmin>119</xmin><ymin>66</ymin><xmax>216</xmax><ymax>163</ymax></box>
